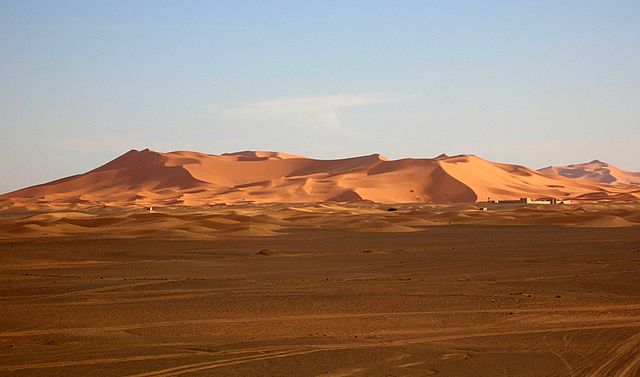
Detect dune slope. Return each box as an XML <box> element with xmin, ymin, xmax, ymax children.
<box><xmin>539</xmin><ymin>160</ymin><xmax>640</xmax><ymax>186</ymax></box>
<box><xmin>1</xmin><ymin>149</ymin><xmax>639</xmax><ymax>206</ymax></box>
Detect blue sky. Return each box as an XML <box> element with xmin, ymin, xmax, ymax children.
<box><xmin>1</xmin><ymin>0</ymin><xmax>639</xmax><ymax>193</ymax></box>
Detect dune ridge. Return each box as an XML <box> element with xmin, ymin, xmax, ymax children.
<box><xmin>1</xmin><ymin>202</ymin><xmax>638</xmax><ymax>240</ymax></box>
<box><xmin>1</xmin><ymin>149</ymin><xmax>639</xmax><ymax>207</ymax></box>
<box><xmin>539</xmin><ymin>160</ymin><xmax>640</xmax><ymax>186</ymax></box>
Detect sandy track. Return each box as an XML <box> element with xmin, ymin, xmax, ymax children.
<box><xmin>3</xmin><ymin>305</ymin><xmax>640</xmax><ymax>338</ymax></box>
<box><xmin>6</xmin><ymin>321</ymin><xmax>639</xmax><ymax>374</ymax></box>
<box><xmin>583</xmin><ymin>332</ymin><xmax>640</xmax><ymax>377</ymax></box>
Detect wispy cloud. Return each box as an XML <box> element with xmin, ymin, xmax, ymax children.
<box><xmin>213</xmin><ymin>93</ymin><xmax>408</xmax><ymax>133</ymax></box>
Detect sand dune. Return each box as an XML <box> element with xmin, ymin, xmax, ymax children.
<box><xmin>1</xmin><ymin>149</ymin><xmax>639</xmax><ymax>207</ymax></box>
<box><xmin>1</xmin><ymin>203</ymin><xmax>638</xmax><ymax>240</ymax></box>
<box><xmin>539</xmin><ymin>160</ymin><xmax>640</xmax><ymax>186</ymax></box>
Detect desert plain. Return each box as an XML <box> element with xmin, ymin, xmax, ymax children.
<box><xmin>1</xmin><ymin>150</ymin><xmax>640</xmax><ymax>376</ymax></box>
<box><xmin>1</xmin><ymin>203</ymin><xmax>640</xmax><ymax>376</ymax></box>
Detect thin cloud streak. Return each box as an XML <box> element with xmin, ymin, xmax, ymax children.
<box><xmin>213</xmin><ymin>93</ymin><xmax>409</xmax><ymax>133</ymax></box>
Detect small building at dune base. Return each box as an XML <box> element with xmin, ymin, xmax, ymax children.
<box><xmin>488</xmin><ymin>197</ymin><xmax>571</xmax><ymax>205</ymax></box>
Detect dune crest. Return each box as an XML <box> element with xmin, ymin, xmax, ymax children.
<box><xmin>1</xmin><ymin>149</ymin><xmax>639</xmax><ymax>206</ymax></box>
<box><xmin>221</xmin><ymin>151</ymin><xmax>307</xmax><ymax>161</ymax></box>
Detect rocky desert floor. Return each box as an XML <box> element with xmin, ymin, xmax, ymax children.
<box><xmin>1</xmin><ymin>204</ymin><xmax>640</xmax><ymax>376</ymax></box>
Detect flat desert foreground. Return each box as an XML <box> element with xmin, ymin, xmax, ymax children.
<box><xmin>1</xmin><ymin>204</ymin><xmax>640</xmax><ymax>376</ymax></box>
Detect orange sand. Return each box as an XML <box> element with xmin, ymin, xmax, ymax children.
<box><xmin>1</xmin><ymin>150</ymin><xmax>639</xmax><ymax>207</ymax></box>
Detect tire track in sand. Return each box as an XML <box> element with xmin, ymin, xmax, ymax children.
<box><xmin>584</xmin><ymin>332</ymin><xmax>640</xmax><ymax>377</ymax></box>
<box><xmin>2</xmin><ymin>305</ymin><xmax>640</xmax><ymax>338</ymax></box>
<box><xmin>0</xmin><ymin>344</ymin><xmax>307</xmax><ymax>372</ymax></box>
<box><xmin>0</xmin><ymin>353</ymin><xmax>201</xmax><ymax>372</ymax></box>
<box><xmin>127</xmin><ymin>323</ymin><xmax>640</xmax><ymax>377</ymax></box>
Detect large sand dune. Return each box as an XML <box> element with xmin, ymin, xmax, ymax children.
<box><xmin>1</xmin><ymin>149</ymin><xmax>639</xmax><ymax>207</ymax></box>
